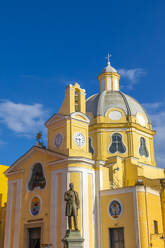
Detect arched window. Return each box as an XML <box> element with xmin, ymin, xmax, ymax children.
<box><xmin>89</xmin><ymin>137</ymin><xmax>94</xmax><ymax>155</ymax></box>
<box><xmin>28</xmin><ymin>163</ymin><xmax>46</xmax><ymax>191</ymax></box>
<box><xmin>75</xmin><ymin>90</ymin><xmax>80</xmax><ymax>112</ymax></box>
<box><xmin>109</xmin><ymin>133</ymin><xmax>126</xmax><ymax>154</ymax></box>
<box><xmin>139</xmin><ymin>137</ymin><xmax>149</xmax><ymax>157</ymax></box>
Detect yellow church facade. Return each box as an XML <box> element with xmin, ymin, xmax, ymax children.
<box><xmin>2</xmin><ymin>58</ymin><xmax>165</xmax><ymax>248</ymax></box>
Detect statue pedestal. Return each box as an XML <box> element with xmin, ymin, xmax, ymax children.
<box><xmin>62</xmin><ymin>230</ymin><xmax>84</xmax><ymax>248</ymax></box>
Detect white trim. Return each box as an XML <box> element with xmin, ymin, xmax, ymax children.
<box><xmin>82</xmin><ymin>172</ymin><xmax>89</xmax><ymax>248</ymax></box>
<box><xmin>50</xmin><ymin>171</ymin><xmax>58</xmax><ymax>246</ymax></box>
<box><xmin>70</xmin><ymin>112</ymin><xmax>90</xmax><ymax>124</ymax></box>
<box><xmin>133</xmin><ymin>188</ymin><xmax>140</xmax><ymax>248</ymax></box>
<box><xmin>89</xmin><ymin>128</ymin><xmax>153</xmax><ymax>138</ymax></box>
<box><xmin>100</xmin><ymin>169</ymin><xmax>103</xmax><ymax>190</ymax></box>
<box><xmin>95</xmin><ymin>167</ymin><xmax>102</xmax><ymax>248</ymax></box>
<box><xmin>101</xmin><ymin>186</ymin><xmax>160</xmax><ymax>197</ymax></box>
<box><xmin>5</xmin><ymin>146</ymin><xmax>66</xmax><ymax>176</ymax></box>
<box><xmin>107</xmin><ymin>77</ymin><xmax>112</xmax><ymax>91</ymax></box>
<box><xmin>80</xmin><ymin>172</ymin><xmax>83</xmax><ymax>235</ymax></box>
<box><xmin>89</xmin><ymin>128</ymin><xmax>128</xmax><ymax>135</ymax></box>
<box><xmin>136</xmin><ymin>186</ymin><xmax>160</xmax><ymax>196</ymax></box>
<box><xmin>96</xmin><ymin>160</ymin><xmax>105</xmax><ymax>167</ymax></box>
<box><xmin>91</xmin><ymin>173</ymin><xmax>96</xmax><ymax>248</ymax></box>
<box><xmin>51</xmin><ymin>166</ymin><xmax>95</xmax><ymax>176</ymax></box>
<box><xmin>131</xmin><ymin>128</ymin><xmax>152</xmax><ymax>138</ymax></box>
<box><xmin>4</xmin><ymin>181</ymin><xmax>14</xmax><ymax>248</ymax></box>
<box><xmin>138</xmin><ymin>162</ymin><xmax>163</xmax><ymax>170</ymax></box>
<box><xmin>13</xmin><ymin>179</ymin><xmax>22</xmax><ymax>248</ymax></box>
<box><xmin>48</xmin><ymin>157</ymin><xmax>95</xmax><ymax>167</ymax></box>
<box><xmin>4</xmin><ymin>169</ymin><xmax>25</xmax><ymax>176</ymax></box>
<box><xmin>101</xmin><ymin>186</ymin><xmax>135</xmax><ymax>196</ymax></box>
<box><xmin>61</xmin><ymin>172</ymin><xmax>67</xmax><ymax>241</ymax></box>
<box><xmin>45</xmin><ymin>114</ymin><xmax>66</xmax><ymax>127</ymax></box>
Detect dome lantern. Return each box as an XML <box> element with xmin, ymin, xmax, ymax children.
<box><xmin>98</xmin><ymin>54</ymin><xmax>120</xmax><ymax>92</ymax></box>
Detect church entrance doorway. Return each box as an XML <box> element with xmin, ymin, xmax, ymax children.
<box><xmin>109</xmin><ymin>227</ymin><xmax>124</xmax><ymax>248</ymax></box>
<box><xmin>28</xmin><ymin>227</ymin><xmax>41</xmax><ymax>248</ymax></box>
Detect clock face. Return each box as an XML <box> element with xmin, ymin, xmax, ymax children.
<box><xmin>54</xmin><ymin>133</ymin><xmax>63</xmax><ymax>148</ymax></box>
<box><xmin>74</xmin><ymin>132</ymin><xmax>85</xmax><ymax>147</ymax></box>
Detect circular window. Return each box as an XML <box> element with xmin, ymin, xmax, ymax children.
<box><xmin>30</xmin><ymin>196</ymin><xmax>41</xmax><ymax>216</ymax></box>
<box><xmin>109</xmin><ymin>111</ymin><xmax>122</xmax><ymax>121</ymax></box>
<box><xmin>109</xmin><ymin>200</ymin><xmax>122</xmax><ymax>219</ymax></box>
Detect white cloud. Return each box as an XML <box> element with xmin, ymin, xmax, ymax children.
<box><xmin>143</xmin><ymin>101</ymin><xmax>165</xmax><ymax>168</ymax></box>
<box><xmin>0</xmin><ymin>100</ymin><xmax>48</xmax><ymax>136</ymax></box>
<box><xmin>118</xmin><ymin>68</ymin><xmax>145</xmax><ymax>89</ymax></box>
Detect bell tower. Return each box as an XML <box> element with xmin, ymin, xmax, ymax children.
<box><xmin>46</xmin><ymin>83</ymin><xmax>91</xmax><ymax>158</ymax></box>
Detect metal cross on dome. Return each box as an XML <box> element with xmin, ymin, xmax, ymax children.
<box><xmin>105</xmin><ymin>53</ymin><xmax>112</xmax><ymax>65</ymax></box>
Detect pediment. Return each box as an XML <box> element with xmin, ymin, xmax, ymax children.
<box><xmin>70</xmin><ymin>112</ymin><xmax>90</xmax><ymax>123</ymax></box>
<box><xmin>45</xmin><ymin>113</ymin><xmax>66</xmax><ymax>127</ymax></box>
<box><xmin>5</xmin><ymin>146</ymin><xmax>66</xmax><ymax>176</ymax></box>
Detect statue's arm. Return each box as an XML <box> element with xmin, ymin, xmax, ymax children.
<box><xmin>64</xmin><ymin>192</ymin><xmax>69</xmax><ymax>201</ymax></box>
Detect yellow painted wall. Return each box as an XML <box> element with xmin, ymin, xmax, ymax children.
<box><xmin>57</xmin><ymin>173</ymin><xmax>62</xmax><ymax>248</ymax></box>
<box><xmin>137</xmin><ymin>188</ymin><xmax>164</xmax><ymax>248</ymax></box>
<box><xmin>0</xmin><ymin>165</ymin><xmax>9</xmax><ymax>248</ymax></box>
<box><xmin>88</xmin><ymin>105</ymin><xmax>156</xmax><ymax>167</ymax></box>
<box><xmin>0</xmin><ymin>165</ymin><xmax>9</xmax><ymax>207</ymax></box>
<box><xmin>0</xmin><ymin>203</ymin><xmax>7</xmax><ymax>248</ymax></box>
<box><xmin>47</xmin><ymin>113</ymin><xmax>91</xmax><ymax>159</ymax></box>
<box><xmin>15</xmin><ymin>151</ymin><xmax>52</xmax><ymax>247</ymax></box>
<box><xmin>10</xmin><ymin>183</ymin><xmax>17</xmax><ymax>248</ymax></box>
<box><xmin>88</xmin><ymin>174</ymin><xmax>93</xmax><ymax>248</ymax></box>
<box><xmin>101</xmin><ymin>190</ymin><xmax>137</xmax><ymax>248</ymax></box>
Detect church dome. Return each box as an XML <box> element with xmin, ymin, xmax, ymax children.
<box><xmin>87</xmin><ymin>55</ymin><xmax>151</xmax><ymax>126</ymax></box>
<box><xmin>86</xmin><ymin>90</ymin><xmax>151</xmax><ymax>124</ymax></box>
<box><xmin>102</xmin><ymin>62</ymin><xmax>117</xmax><ymax>73</ymax></box>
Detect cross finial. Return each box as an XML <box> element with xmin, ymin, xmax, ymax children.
<box><xmin>105</xmin><ymin>53</ymin><xmax>112</xmax><ymax>66</ymax></box>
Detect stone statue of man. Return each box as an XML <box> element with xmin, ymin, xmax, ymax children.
<box><xmin>64</xmin><ymin>183</ymin><xmax>80</xmax><ymax>230</ymax></box>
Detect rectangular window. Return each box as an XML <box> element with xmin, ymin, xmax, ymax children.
<box><xmin>75</xmin><ymin>103</ymin><xmax>79</xmax><ymax>112</ymax></box>
<box><xmin>75</xmin><ymin>90</ymin><xmax>80</xmax><ymax>112</ymax></box>
<box><xmin>28</xmin><ymin>227</ymin><xmax>41</xmax><ymax>248</ymax></box>
<box><xmin>154</xmin><ymin>220</ymin><xmax>158</xmax><ymax>234</ymax></box>
<box><xmin>109</xmin><ymin>227</ymin><xmax>125</xmax><ymax>248</ymax></box>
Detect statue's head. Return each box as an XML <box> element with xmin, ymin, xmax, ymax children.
<box><xmin>69</xmin><ymin>183</ymin><xmax>74</xmax><ymax>190</ymax></box>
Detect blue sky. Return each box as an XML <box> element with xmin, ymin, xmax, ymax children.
<box><xmin>0</xmin><ymin>1</ymin><xmax>165</xmax><ymax>167</ymax></box>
